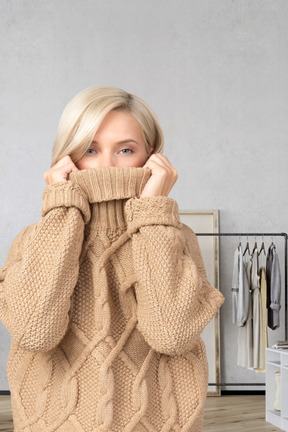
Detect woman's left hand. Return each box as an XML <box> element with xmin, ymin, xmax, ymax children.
<box><xmin>140</xmin><ymin>154</ymin><xmax>178</xmax><ymax>198</ymax></box>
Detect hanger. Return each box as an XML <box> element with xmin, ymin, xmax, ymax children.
<box><xmin>252</xmin><ymin>237</ymin><xmax>258</xmax><ymax>254</ymax></box>
<box><xmin>258</xmin><ymin>237</ymin><xmax>266</xmax><ymax>255</ymax></box>
<box><xmin>243</xmin><ymin>237</ymin><xmax>250</xmax><ymax>256</ymax></box>
<box><xmin>238</xmin><ymin>236</ymin><xmax>241</xmax><ymax>250</ymax></box>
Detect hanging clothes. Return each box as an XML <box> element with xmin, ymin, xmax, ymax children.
<box><xmin>266</xmin><ymin>244</ymin><xmax>281</xmax><ymax>330</ymax></box>
<box><xmin>232</xmin><ymin>248</ymin><xmax>239</xmax><ymax>325</ymax></box>
<box><xmin>250</xmin><ymin>245</ymin><xmax>263</xmax><ymax>370</ymax></box>
<box><xmin>237</xmin><ymin>248</ymin><xmax>253</xmax><ymax>369</ymax></box>
<box><xmin>255</xmin><ymin>247</ymin><xmax>268</xmax><ymax>373</ymax></box>
<box><xmin>232</xmin><ymin>245</ymin><xmax>250</xmax><ymax>326</ymax></box>
<box><xmin>233</xmin><ymin>238</ymin><xmax>283</xmax><ymax>372</ymax></box>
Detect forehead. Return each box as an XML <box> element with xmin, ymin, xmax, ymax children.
<box><xmin>93</xmin><ymin>110</ymin><xmax>144</xmax><ymax>140</ymax></box>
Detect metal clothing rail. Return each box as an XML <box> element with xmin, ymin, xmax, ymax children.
<box><xmin>195</xmin><ymin>232</ymin><xmax>288</xmax><ymax>388</ymax></box>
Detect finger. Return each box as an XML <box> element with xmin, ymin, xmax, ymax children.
<box><xmin>144</xmin><ymin>156</ymin><xmax>174</xmax><ymax>176</ymax></box>
<box><xmin>59</xmin><ymin>161</ymin><xmax>79</xmax><ymax>177</ymax></box>
<box><xmin>155</xmin><ymin>154</ymin><xmax>175</xmax><ymax>169</ymax></box>
<box><xmin>44</xmin><ymin>160</ymin><xmax>78</xmax><ymax>185</ymax></box>
<box><xmin>144</xmin><ymin>155</ymin><xmax>167</xmax><ymax>168</ymax></box>
<box><xmin>55</xmin><ymin>155</ymin><xmax>73</xmax><ymax>168</ymax></box>
<box><xmin>147</xmin><ymin>154</ymin><xmax>173</xmax><ymax>169</ymax></box>
<box><xmin>152</xmin><ymin>155</ymin><xmax>178</xmax><ymax>178</ymax></box>
<box><xmin>68</xmin><ymin>164</ymin><xmax>79</xmax><ymax>175</ymax></box>
<box><xmin>143</xmin><ymin>157</ymin><xmax>167</xmax><ymax>172</ymax></box>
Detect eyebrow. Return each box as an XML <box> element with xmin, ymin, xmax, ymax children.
<box><xmin>92</xmin><ymin>139</ymin><xmax>139</xmax><ymax>145</ymax></box>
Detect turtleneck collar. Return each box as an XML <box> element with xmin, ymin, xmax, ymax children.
<box><xmin>68</xmin><ymin>167</ymin><xmax>151</xmax><ymax>229</ymax></box>
<box><xmin>69</xmin><ymin>167</ymin><xmax>151</xmax><ymax>204</ymax></box>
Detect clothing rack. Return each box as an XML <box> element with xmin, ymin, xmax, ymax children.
<box><xmin>195</xmin><ymin>232</ymin><xmax>288</xmax><ymax>388</ymax></box>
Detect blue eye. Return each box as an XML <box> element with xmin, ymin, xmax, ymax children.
<box><xmin>120</xmin><ymin>148</ymin><xmax>133</xmax><ymax>154</ymax></box>
<box><xmin>86</xmin><ymin>148</ymin><xmax>96</xmax><ymax>154</ymax></box>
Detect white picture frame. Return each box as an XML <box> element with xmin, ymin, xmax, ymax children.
<box><xmin>179</xmin><ymin>210</ymin><xmax>221</xmax><ymax>396</ymax></box>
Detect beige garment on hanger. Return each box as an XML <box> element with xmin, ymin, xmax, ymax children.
<box><xmin>255</xmin><ymin>250</ymin><xmax>268</xmax><ymax>373</ymax></box>
<box><xmin>250</xmin><ymin>247</ymin><xmax>263</xmax><ymax>369</ymax></box>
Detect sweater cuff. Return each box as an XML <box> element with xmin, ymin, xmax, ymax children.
<box><xmin>125</xmin><ymin>196</ymin><xmax>182</xmax><ymax>232</ymax></box>
<box><xmin>41</xmin><ymin>181</ymin><xmax>91</xmax><ymax>223</ymax></box>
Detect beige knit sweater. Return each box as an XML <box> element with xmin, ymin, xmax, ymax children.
<box><xmin>0</xmin><ymin>167</ymin><xmax>224</xmax><ymax>432</ymax></box>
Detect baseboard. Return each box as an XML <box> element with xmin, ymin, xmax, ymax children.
<box><xmin>1</xmin><ymin>389</ymin><xmax>266</xmax><ymax>396</ymax></box>
<box><xmin>221</xmin><ymin>390</ymin><xmax>265</xmax><ymax>396</ymax></box>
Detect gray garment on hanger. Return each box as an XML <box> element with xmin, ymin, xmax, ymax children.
<box><xmin>237</xmin><ymin>251</ymin><xmax>253</xmax><ymax>368</ymax></box>
<box><xmin>251</xmin><ymin>247</ymin><xmax>262</xmax><ymax>369</ymax></box>
<box><xmin>232</xmin><ymin>246</ymin><xmax>250</xmax><ymax>326</ymax></box>
<box><xmin>266</xmin><ymin>244</ymin><xmax>281</xmax><ymax>330</ymax></box>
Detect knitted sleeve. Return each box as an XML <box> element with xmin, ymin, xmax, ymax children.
<box><xmin>0</xmin><ymin>181</ymin><xmax>90</xmax><ymax>352</ymax></box>
<box><xmin>125</xmin><ymin>196</ymin><xmax>225</xmax><ymax>356</ymax></box>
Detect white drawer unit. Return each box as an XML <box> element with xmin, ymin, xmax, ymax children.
<box><xmin>266</xmin><ymin>348</ymin><xmax>288</xmax><ymax>431</ymax></box>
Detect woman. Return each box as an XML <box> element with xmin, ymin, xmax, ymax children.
<box><xmin>0</xmin><ymin>86</ymin><xmax>224</xmax><ymax>432</ymax></box>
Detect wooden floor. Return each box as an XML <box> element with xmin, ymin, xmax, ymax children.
<box><xmin>204</xmin><ymin>395</ymin><xmax>281</xmax><ymax>432</ymax></box>
<box><xmin>0</xmin><ymin>397</ymin><xmax>12</xmax><ymax>432</ymax></box>
<box><xmin>0</xmin><ymin>395</ymin><xmax>282</xmax><ymax>431</ymax></box>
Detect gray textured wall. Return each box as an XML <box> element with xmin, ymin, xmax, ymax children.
<box><xmin>1</xmin><ymin>0</ymin><xmax>288</xmax><ymax>393</ymax></box>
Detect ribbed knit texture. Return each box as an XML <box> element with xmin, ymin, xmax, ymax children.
<box><xmin>0</xmin><ymin>167</ymin><xmax>224</xmax><ymax>432</ymax></box>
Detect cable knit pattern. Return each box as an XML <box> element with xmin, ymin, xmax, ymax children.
<box><xmin>0</xmin><ymin>167</ymin><xmax>224</xmax><ymax>432</ymax></box>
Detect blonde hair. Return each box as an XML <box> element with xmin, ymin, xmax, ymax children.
<box><xmin>51</xmin><ymin>86</ymin><xmax>164</xmax><ymax>166</ymax></box>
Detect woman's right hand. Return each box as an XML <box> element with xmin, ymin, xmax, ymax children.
<box><xmin>44</xmin><ymin>156</ymin><xmax>79</xmax><ymax>185</ymax></box>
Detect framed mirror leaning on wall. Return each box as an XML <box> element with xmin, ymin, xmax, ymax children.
<box><xmin>179</xmin><ymin>210</ymin><xmax>221</xmax><ymax>396</ymax></box>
